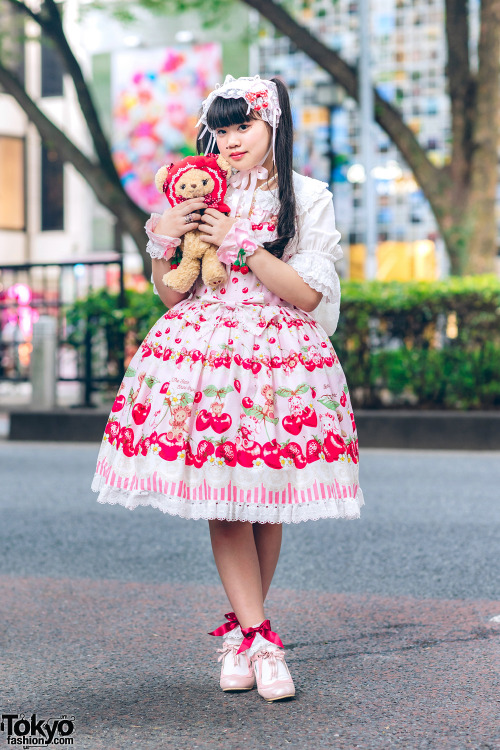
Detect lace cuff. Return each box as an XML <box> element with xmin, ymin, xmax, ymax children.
<box><xmin>217</xmin><ymin>218</ymin><xmax>259</xmax><ymax>265</ymax></box>
<box><xmin>288</xmin><ymin>247</ymin><xmax>342</xmax><ymax>306</ymax></box>
<box><xmin>145</xmin><ymin>213</ymin><xmax>181</xmax><ymax>260</ymax></box>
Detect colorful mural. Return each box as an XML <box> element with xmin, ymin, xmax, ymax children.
<box><xmin>111</xmin><ymin>43</ymin><xmax>222</xmax><ymax>213</ymax></box>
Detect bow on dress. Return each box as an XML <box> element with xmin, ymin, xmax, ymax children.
<box><xmin>227</xmin><ymin>165</ymin><xmax>269</xmax><ymax>220</ymax></box>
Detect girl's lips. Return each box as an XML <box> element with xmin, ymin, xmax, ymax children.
<box><xmin>230</xmin><ymin>152</ymin><xmax>246</xmax><ymax>160</ymax></box>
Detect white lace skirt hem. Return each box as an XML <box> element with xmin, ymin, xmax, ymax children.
<box><xmin>91</xmin><ymin>477</ymin><xmax>364</xmax><ymax>524</ymax></box>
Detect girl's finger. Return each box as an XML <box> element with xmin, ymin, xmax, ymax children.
<box><xmin>180</xmin><ymin>200</ymin><xmax>206</xmax><ymax>214</ymax></box>
<box><xmin>199</xmin><ymin>214</ymin><xmax>217</xmax><ymax>226</ymax></box>
<box><xmin>197</xmin><ymin>234</ymin><xmax>213</xmax><ymax>244</ymax></box>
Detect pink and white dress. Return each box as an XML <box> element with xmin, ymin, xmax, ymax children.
<box><xmin>92</xmin><ymin>171</ymin><xmax>364</xmax><ymax>523</ymax></box>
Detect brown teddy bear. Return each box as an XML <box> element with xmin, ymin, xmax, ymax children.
<box><xmin>154</xmin><ymin>154</ymin><xmax>233</xmax><ymax>294</ymax></box>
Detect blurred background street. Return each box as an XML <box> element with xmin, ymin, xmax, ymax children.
<box><xmin>1</xmin><ymin>441</ymin><xmax>499</xmax><ymax>749</ymax></box>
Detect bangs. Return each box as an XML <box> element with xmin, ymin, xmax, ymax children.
<box><xmin>206</xmin><ymin>96</ymin><xmax>260</xmax><ymax>130</ymax></box>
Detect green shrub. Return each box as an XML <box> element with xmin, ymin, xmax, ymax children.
<box><xmin>64</xmin><ymin>274</ymin><xmax>500</xmax><ymax>410</ymax></box>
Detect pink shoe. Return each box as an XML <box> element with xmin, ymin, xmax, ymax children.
<box><xmin>217</xmin><ymin>640</ymin><xmax>255</xmax><ymax>691</ymax></box>
<box><xmin>251</xmin><ymin>647</ymin><xmax>295</xmax><ymax>702</ymax></box>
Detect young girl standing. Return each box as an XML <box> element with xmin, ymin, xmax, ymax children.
<box><xmin>92</xmin><ymin>74</ymin><xmax>364</xmax><ymax>702</ymax></box>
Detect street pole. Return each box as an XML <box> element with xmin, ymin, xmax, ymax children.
<box><xmin>359</xmin><ymin>0</ymin><xmax>377</xmax><ymax>279</ymax></box>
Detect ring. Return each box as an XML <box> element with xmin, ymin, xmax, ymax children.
<box><xmin>185</xmin><ymin>213</ymin><xmax>194</xmax><ymax>223</ymax></box>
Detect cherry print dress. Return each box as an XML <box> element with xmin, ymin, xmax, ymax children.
<box><xmin>92</xmin><ymin>171</ymin><xmax>364</xmax><ymax>523</ymax></box>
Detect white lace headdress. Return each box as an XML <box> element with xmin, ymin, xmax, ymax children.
<box><xmin>196</xmin><ymin>74</ymin><xmax>282</xmax><ymax>218</ymax></box>
<box><xmin>196</xmin><ymin>74</ymin><xmax>282</xmax><ymax>164</ymax></box>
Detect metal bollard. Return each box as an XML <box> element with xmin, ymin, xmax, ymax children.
<box><xmin>31</xmin><ymin>316</ymin><xmax>57</xmax><ymax>409</ymax></box>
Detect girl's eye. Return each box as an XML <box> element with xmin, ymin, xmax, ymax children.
<box><xmin>239</xmin><ymin>124</ymin><xmax>249</xmax><ymax>131</ymax></box>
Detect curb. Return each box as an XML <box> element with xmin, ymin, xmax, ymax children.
<box><xmin>5</xmin><ymin>408</ymin><xmax>500</xmax><ymax>450</ymax></box>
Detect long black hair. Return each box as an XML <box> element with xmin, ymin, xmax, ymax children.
<box><xmin>196</xmin><ymin>77</ymin><xmax>296</xmax><ymax>259</ymax></box>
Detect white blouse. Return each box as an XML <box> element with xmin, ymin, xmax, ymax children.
<box><xmin>151</xmin><ymin>170</ymin><xmax>343</xmax><ymax>336</ymax></box>
<box><xmin>245</xmin><ymin>171</ymin><xmax>343</xmax><ymax>336</ymax></box>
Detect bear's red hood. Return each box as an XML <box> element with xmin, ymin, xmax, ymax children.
<box><xmin>162</xmin><ymin>154</ymin><xmax>230</xmax><ymax>213</ymax></box>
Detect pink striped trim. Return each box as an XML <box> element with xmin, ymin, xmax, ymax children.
<box><xmin>95</xmin><ymin>460</ymin><xmax>359</xmax><ymax>506</ymax></box>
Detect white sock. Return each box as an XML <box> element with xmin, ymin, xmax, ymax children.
<box><xmin>247</xmin><ymin>625</ymin><xmax>280</xmax><ymax>659</ymax></box>
<box><xmin>224</xmin><ymin>625</ymin><xmax>243</xmax><ymax>644</ymax></box>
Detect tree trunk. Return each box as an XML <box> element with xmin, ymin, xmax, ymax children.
<box><xmin>0</xmin><ymin>63</ymin><xmax>152</xmax><ymax>278</ymax></box>
<box><xmin>242</xmin><ymin>0</ymin><xmax>500</xmax><ymax>275</ymax></box>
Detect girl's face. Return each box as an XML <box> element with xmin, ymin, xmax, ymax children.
<box><xmin>215</xmin><ymin>118</ymin><xmax>273</xmax><ymax>172</ymax></box>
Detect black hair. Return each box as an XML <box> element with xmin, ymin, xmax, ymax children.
<box><xmin>196</xmin><ymin>77</ymin><xmax>296</xmax><ymax>259</ymax></box>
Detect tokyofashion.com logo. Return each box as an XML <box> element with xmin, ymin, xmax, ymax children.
<box><xmin>1</xmin><ymin>714</ymin><xmax>75</xmax><ymax>747</ymax></box>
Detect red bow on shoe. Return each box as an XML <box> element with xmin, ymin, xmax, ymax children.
<box><xmin>208</xmin><ymin>612</ymin><xmax>240</xmax><ymax>637</ymax></box>
<box><xmin>237</xmin><ymin>620</ymin><xmax>284</xmax><ymax>654</ymax></box>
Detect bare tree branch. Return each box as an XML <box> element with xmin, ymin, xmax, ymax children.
<box><xmin>0</xmin><ymin>62</ymin><xmax>150</xmax><ymax>275</ymax></box>
<box><xmin>240</xmin><ymin>0</ymin><xmax>445</xmax><ymax>199</ymax></box>
<box><xmin>6</xmin><ymin>0</ymin><xmax>120</xmax><ymax>186</ymax></box>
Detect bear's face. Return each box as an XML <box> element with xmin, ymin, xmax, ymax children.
<box><xmin>174</xmin><ymin>168</ymin><xmax>215</xmax><ymax>200</ymax></box>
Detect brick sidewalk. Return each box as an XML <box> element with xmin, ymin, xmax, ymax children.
<box><xmin>2</xmin><ymin>575</ymin><xmax>499</xmax><ymax>750</ymax></box>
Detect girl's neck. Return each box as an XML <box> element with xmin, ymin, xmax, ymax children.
<box><xmin>255</xmin><ymin>151</ymin><xmax>278</xmax><ymax>191</ymax></box>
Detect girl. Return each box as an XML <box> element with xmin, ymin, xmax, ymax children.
<box><xmin>92</xmin><ymin>74</ymin><xmax>364</xmax><ymax>702</ymax></box>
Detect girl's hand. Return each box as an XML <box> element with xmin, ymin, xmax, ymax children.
<box><xmin>154</xmin><ymin>198</ymin><xmax>207</xmax><ymax>238</ymax></box>
<box><xmin>198</xmin><ymin>209</ymin><xmax>237</xmax><ymax>247</ymax></box>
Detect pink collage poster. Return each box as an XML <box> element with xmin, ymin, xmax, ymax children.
<box><xmin>111</xmin><ymin>43</ymin><xmax>222</xmax><ymax>213</ymax></box>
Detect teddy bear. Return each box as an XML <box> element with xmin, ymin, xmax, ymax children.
<box><xmin>154</xmin><ymin>154</ymin><xmax>233</xmax><ymax>294</ymax></box>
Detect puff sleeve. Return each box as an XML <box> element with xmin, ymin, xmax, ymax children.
<box><xmin>286</xmin><ymin>184</ymin><xmax>343</xmax><ymax>336</ymax></box>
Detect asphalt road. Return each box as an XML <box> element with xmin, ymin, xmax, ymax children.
<box><xmin>1</xmin><ymin>442</ymin><xmax>499</xmax><ymax>750</ymax></box>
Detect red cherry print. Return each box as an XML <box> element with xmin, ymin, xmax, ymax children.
<box><xmin>194</xmin><ymin>391</ymin><xmax>203</xmax><ymax>403</ymax></box>
<box><xmin>304</xmin><ymin>335</ymin><xmax>309</xmax><ymax>341</ymax></box>
<box><xmin>251</xmin><ymin>362</ymin><xmax>262</xmax><ymax>375</ymax></box>
<box><xmin>253</xmin><ymin>344</ymin><xmax>260</xmax><ymax>351</ymax></box>
<box><xmin>160</xmin><ymin>381</ymin><xmax>170</xmax><ymax>394</ymax></box>
<box><xmin>262</xmin><ymin>440</ymin><xmax>282</xmax><ymax>470</ymax></box>
<box><xmin>220</xmin><ymin>288</ymin><xmax>226</xmax><ymax>294</ymax></box>
<box><xmin>175</xmin><ymin>338</ymin><xmax>181</xmax><ymax>344</ymax></box>
<box><xmin>211</xmin><ymin>413</ymin><xmax>232</xmax><ymax>434</ymax></box>
<box><xmin>321</xmin><ymin>342</ymin><xmax>327</xmax><ymax>348</ymax></box>
<box><xmin>269</xmin><ymin>337</ymin><xmax>276</xmax><ymax>344</ymax></box>
<box><xmin>165</xmin><ymin>327</ymin><xmax>170</xmax><ymax>333</ymax></box>
<box><xmin>155</xmin><ymin>331</ymin><xmax>161</xmax><ymax>337</ymax></box>
<box><xmin>240</xmin><ymin>266</ymin><xmax>249</xmax><ymax>275</ymax></box>
<box><xmin>242</xmin><ymin>287</ymin><xmax>249</xmax><ymax>293</ymax></box>
<box><xmin>340</xmin><ymin>391</ymin><xmax>347</xmax><ymax>407</ymax></box>
<box><xmin>132</xmin><ymin>402</ymin><xmax>151</xmax><ymax>426</ymax></box>
<box><xmin>234</xmin><ymin>379</ymin><xmax>241</xmax><ymax>393</ymax></box>
<box><xmin>111</xmin><ymin>394</ymin><xmax>126</xmax><ymax>412</ymax></box>
<box><xmin>232</xmin><ymin>277</ymin><xmax>238</xmax><ymax>283</ymax></box>
<box><xmin>257</xmin><ymin>223</ymin><xmax>263</xmax><ymax>230</ymax></box>
<box><xmin>242</xmin><ymin>397</ymin><xmax>254</xmax><ymax>409</ymax></box>
<box><xmin>282</xmin><ymin>414</ymin><xmax>302</xmax><ymax>436</ymax></box>
<box><xmin>228</xmin><ymin>339</ymin><xmax>233</xmax><ymax>345</ymax></box>
<box><xmin>267</xmin><ymin>224</ymin><xmax>276</xmax><ymax>231</ymax></box>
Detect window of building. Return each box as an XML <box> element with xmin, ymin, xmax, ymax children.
<box><xmin>41</xmin><ymin>144</ymin><xmax>64</xmax><ymax>230</ymax></box>
<box><xmin>0</xmin><ymin>136</ymin><xmax>25</xmax><ymax>230</ymax></box>
<box><xmin>41</xmin><ymin>29</ymin><xmax>64</xmax><ymax>97</ymax></box>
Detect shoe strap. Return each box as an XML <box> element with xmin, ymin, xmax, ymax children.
<box><xmin>217</xmin><ymin>642</ymin><xmax>244</xmax><ymax>667</ymax></box>
<box><xmin>252</xmin><ymin>648</ymin><xmax>285</xmax><ymax>680</ymax></box>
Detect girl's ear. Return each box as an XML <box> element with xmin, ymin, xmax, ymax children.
<box><xmin>216</xmin><ymin>155</ymin><xmax>232</xmax><ymax>175</ymax></box>
<box><xmin>154</xmin><ymin>166</ymin><xmax>169</xmax><ymax>193</ymax></box>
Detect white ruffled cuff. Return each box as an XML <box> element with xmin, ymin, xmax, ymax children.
<box><xmin>288</xmin><ymin>247</ymin><xmax>342</xmax><ymax>306</ymax></box>
<box><xmin>145</xmin><ymin>212</ymin><xmax>181</xmax><ymax>260</ymax></box>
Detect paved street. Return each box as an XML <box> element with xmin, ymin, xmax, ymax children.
<box><xmin>1</xmin><ymin>442</ymin><xmax>499</xmax><ymax>750</ymax></box>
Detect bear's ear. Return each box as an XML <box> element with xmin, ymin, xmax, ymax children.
<box><xmin>154</xmin><ymin>166</ymin><xmax>169</xmax><ymax>194</ymax></box>
<box><xmin>216</xmin><ymin>155</ymin><xmax>232</xmax><ymax>176</ymax></box>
